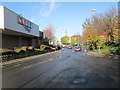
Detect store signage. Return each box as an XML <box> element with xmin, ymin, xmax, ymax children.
<box><xmin>17</xmin><ymin>15</ymin><xmax>32</xmax><ymax>32</ymax></box>
<box><xmin>98</xmin><ymin>34</ymin><xmax>106</xmax><ymax>39</ymax></box>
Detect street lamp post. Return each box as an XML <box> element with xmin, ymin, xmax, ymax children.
<box><xmin>91</xmin><ymin>9</ymin><xmax>96</xmax><ymax>16</ymax></box>
<box><xmin>90</xmin><ymin>9</ymin><xmax>96</xmax><ymax>49</ymax></box>
<box><xmin>92</xmin><ymin>9</ymin><xmax>96</xmax><ymax>11</ymax></box>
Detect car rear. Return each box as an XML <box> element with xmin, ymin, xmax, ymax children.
<box><xmin>74</xmin><ymin>47</ymin><xmax>81</xmax><ymax>52</ymax></box>
<box><xmin>68</xmin><ymin>46</ymin><xmax>72</xmax><ymax>49</ymax></box>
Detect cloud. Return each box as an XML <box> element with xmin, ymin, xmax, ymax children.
<box><xmin>39</xmin><ymin>0</ymin><xmax>59</xmax><ymax>16</ymax></box>
<box><xmin>31</xmin><ymin>1</ymin><xmax>60</xmax><ymax>23</ymax></box>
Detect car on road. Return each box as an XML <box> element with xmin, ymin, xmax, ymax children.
<box><xmin>74</xmin><ymin>47</ymin><xmax>81</xmax><ymax>52</ymax></box>
<box><xmin>61</xmin><ymin>48</ymin><xmax>65</xmax><ymax>51</ymax></box>
<box><xmin>68</xmin><ymin>46</ymin><xmax>72</xmax><ymax>49</ymax></box>
<box><xmin>63</xmin><ymin>45</ymin><xmax>68</xmax><ymax>48</ymax></box>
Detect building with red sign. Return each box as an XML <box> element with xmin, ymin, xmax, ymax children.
<box><xmin>0</xmin><ymin>6</ymin><xmax>46</xmax><ymax>49</ymax></box>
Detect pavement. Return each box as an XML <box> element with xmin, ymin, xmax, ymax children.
<box><xmin>2</xmin><ymin>48</ymin><xmax>119</xmax><ymax>88</ymax></box>
<box><xmin>1</xmin><ymin>50</ymin><xmax>61</xmax><ymax>66</ymax></box>
<box><xmin>86</xmin><ymin>51</ymin><xmax>119</xmax><ymax>60</ymax></box>
<box><xmin>87</xmin><ymin>51</ymin><xmax>105</xmax><ymax>57</ymax></box>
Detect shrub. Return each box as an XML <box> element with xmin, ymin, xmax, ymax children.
<box><xmin>28</xmin><ymin>46</ymin><xmax>34</xmax><ymax>50</ymax></box>
<box><xmin>1</xmin><ymin>48</ymin><xmax>13</xmax><ymax>53</ymax></box>
<box><xmin>14</xmin><ymin>47</ymin><xmax>21</xmax><ymax>53</ymax></box>
<box><xmin>40</xmin><ymin>45</ymin><xmax>48</xmax><ymax>51</ymax></box>
<box><xmin>109</xmin><ymin>46</ymin><xmax>120</xmax><ymax>55</ymax></box>
<box><xmin>21</xmin><ymin>46</ymin><xmax>28</xmax><ymax>51</ymax></box>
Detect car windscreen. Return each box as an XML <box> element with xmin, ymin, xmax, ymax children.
<box><xmin>76</xmin><ymin>47</ymin><xmax>80</xmax><ymax>49</ymax></box>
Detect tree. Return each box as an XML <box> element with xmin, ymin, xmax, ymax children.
<box><xmin>61</xmin><ymin>36</ymin><xmax>69</xmax><ymax>45</ymax></box>
<box><xmin>82</xmin><ymin>7</ymin><xmax>118</xmax><ymax>50</ymax></box>
<box><xmin>113</xmin><ymin>16</ymin><xmax>120</xmax><ymax>42</ymax></box>
<box><xmin>92</xmin><ymin>7</ymin><xmax>117</xmax><ymax>42</ymax></box>
<box><xmin>96</xmin><ymin>37</ymin><xmax>106</xmax><ymax>53</ymax></box>
<box><xmin>82</xmin><ymin>18</ymin><xmax>97</xmax><ymax>43</ymax></box>
<box><xmin>82</xmin><ymin>18</ymin><xmax>99</xmax><ymax>49</ymax></box>
<box><xmin>70</xmin><ymin>34</ymin><xmax>83</xmax><ymax>44</ymax></box>
<box><xmin>82</xmin><ymin>18</ymin><xmax>91</xmax><ymax>31</ymax></box>
<box><xmin>92</xmin><ymin>14</ymin><xmax>106</xmax><ymax>35</ymax></box>
<box><xmin>83</xmin><ymin>28</ymin><xmax>97</xmax><ymax>43</ymax></box>
<box><xmin>43</xmin><ymin>25</ymin><xmax>56</xmax><ymax>44</ymax></box>
<box><xmin>70</xmin><ymin>37</ymin><xmax>75</xmax><ymax>44</ymax></box>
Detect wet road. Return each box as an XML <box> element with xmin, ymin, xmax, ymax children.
<box><xmin>2</xmin><ymin>48</ymin><xmax>119</xmax><ymax>88</ymax></box>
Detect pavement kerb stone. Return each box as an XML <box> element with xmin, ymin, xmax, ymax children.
<box><xmin>1</xmin><ymin>50</ymin><xmax>62</xmax><ymax>66</ymax></box>
<box><xmin>86</xmin><ymin>51</ymin><xmax>106</xmax><ymax>57</ymax></box>
<box><xmin>87</xmin><ymin>51</ymin><xmax>119</xmax><ymax>59</ymax></box>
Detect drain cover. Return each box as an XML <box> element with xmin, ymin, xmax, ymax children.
<box><xmin>73</xmin><ymin>78</ymin><xmax>87</xmax><ymax>84</ymax></box>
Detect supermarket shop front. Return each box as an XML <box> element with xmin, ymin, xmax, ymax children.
<box><xmin>0</xmin><ymin>6</ymin><xmax>40</xmax><ymax>49</ymax></box>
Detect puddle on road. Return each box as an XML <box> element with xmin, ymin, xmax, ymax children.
<box><xmin>72</xmin><ymin>78</ymin><xmax>87</xmax><ymax>85</ymax></box>
<box><xmin>45</xmin><ymin>67</ymin><xmax>88</xmax><ymax>88</ymax></box>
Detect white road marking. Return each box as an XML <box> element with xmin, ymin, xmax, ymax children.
<box><xmin>49</xmin><ymin>58</ymin><xmax>53</xmax><ymax>60</ymax></box>
<box><xmin>0</xmin><ymin>65</ymin><xmax>4</xmax><ymax>68</ymax></box>
<box><xmin>22</xmin><ymin>58</ymin><xmax>55</xmax><ymax>69</ymax></box>
<box><xmin>22</xmin><ymin>65</ymin><xmax>32</xmax><ymax>69</ymax></box>
<box><xmin>14</xmin><ymin>64</ymin><xmax>21</xmax><ymax>67</ymax></box>
<box><xmin>38</xmin><ymin>60</ymin><xmax>48</xmax><ymax>64</ymax></box>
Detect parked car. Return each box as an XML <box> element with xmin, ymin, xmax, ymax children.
<box><xmin>61</xmin><ymin>48</ymin><xmax>65</xmax><ymax>51</ymax></box>
<box><xmin>64</xmin><ymin>45</ymin><xmax>68</xmax><ymax>48</ymax></box>
<box><xmin>68</xmin><ymin>46</ymin><xmax>72</xmax><ymax>49</ymax></box>
<box><xmin>74</xmin><ymin>47</ymin><xmax>81</xmax><ymax>52</ymax></box>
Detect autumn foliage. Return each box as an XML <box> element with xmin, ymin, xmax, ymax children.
<box><xmin>82</xmin><ymin>7</ymin><xmax>119</xmax><ymax>49</ymax></box>
<box><xmin>82</xmin><ymin>18</ymin><xmax>97</xmax><ymax>43</ymax></box>
<box><xmin>42</xmin><ymin>25</ymin><xmax>55</xmax><ymax>44</ymax></box>
<box><xmin>112</xmin><ymin>16</ymin><xmax>120</xmax><ymax>42</ymax></box>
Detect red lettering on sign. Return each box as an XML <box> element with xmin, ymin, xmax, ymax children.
<box><xmin>17</xmin><ymin>15</ymin><xmax>32</xmax><ymax>28</ymax></box>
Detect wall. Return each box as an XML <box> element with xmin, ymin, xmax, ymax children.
<box><xmin>3</xmin><ymin>6</ymin><xmax>39</xmax><ymax>37</ymax></box>
<box><xmin>0</xmin><ymin>6</ymin><xmax>44</xmax><ymax>49</ymax></box>
<box><xmin>0</xmin><ymin>6</ymin><xmax>4</xmax><ymax>29</ymax></box>
<box><xmin>2</xmin><ymin>34</ymin><xmax>19</xmax><ymax>48</ymax></box>
<box><xmin>2</xmin><ymin>34</ymin><xmax>34</xmax><ymax>48</ymax></box>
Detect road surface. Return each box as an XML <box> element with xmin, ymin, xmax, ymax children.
<box><xmin>2</xmin><ymin>48</ymin><xmax>119</xmax><ymax>88</ymax></box>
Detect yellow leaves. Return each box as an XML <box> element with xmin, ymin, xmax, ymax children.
<box><xmin>113</xmin><ymin>29</ymin><xmax>119</xmax><ymax>42</ymax></box>
<box><xmin>96</xmin><ymin>37</ymin><xmax>106</xmax><ymax>47</ymax></box>
<box><xmin>83</xmin><ymin>28</ymin><xmax>97</xmax><ymax>42</ymax></box>
<box><xmin>113</xmin><ymin>16</ymin><xmax>120</xmax><ymax>42</ymax></box>
<box><xmin>82</xmin><ymin>18</ymin><xmax>98</xmax><ymax>42</ymax></box>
